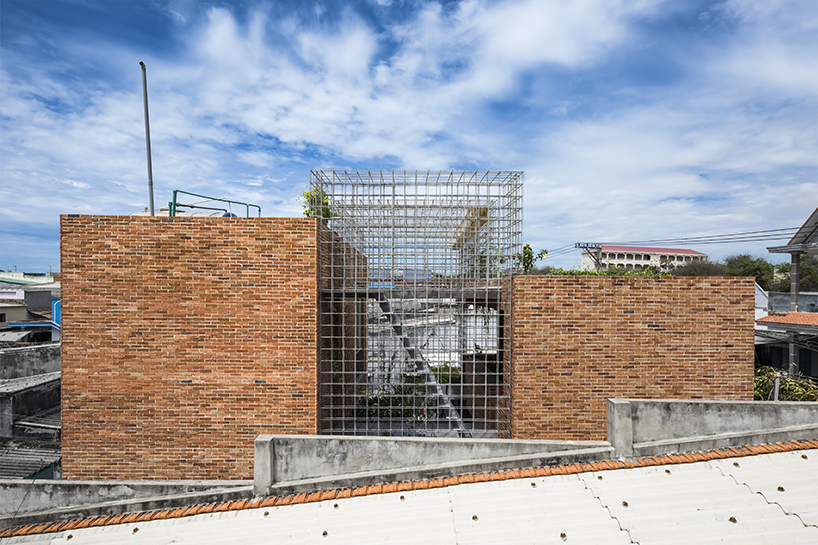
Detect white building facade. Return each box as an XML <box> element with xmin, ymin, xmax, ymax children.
<box><xmin>581</xmin><ymin>245</ymin><xmax>707</xmax><ymax>271</ymax></box>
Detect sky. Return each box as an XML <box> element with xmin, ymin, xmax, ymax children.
<box><xmin>1</xmin><ymin>0</ymin><xmax>816</xmax><ymax>273</ymax></box>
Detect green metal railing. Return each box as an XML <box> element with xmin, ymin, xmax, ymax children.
<box><xmin>169</xmin><ymin>190</ymin><xmax>261</xmax><ymax>218</ymax></box>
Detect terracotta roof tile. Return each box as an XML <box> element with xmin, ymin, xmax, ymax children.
<box><xmin>757</xmin><ymin>312</ymin><xmax>818</xmax><ymax>326</ymax></box>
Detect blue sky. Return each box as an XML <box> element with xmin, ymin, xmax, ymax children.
<box><xmin>1</xmin><ymin>0</ymin><xmax>816</xmax><ymax>272</ymax></box>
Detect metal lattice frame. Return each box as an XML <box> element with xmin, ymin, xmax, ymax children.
<box><xmin>311</xmin><ymin>170</ymin><xmax>523</xmax><ymax>438</ymax></box>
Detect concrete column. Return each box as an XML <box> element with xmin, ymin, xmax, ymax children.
<box><xmin>254</xmin><ymin>435</ymin><xmax>276</xmax><ymax>496</ymax></box>
<box><xmin>789</xmin><ymin>252</ymin><xmax>801</xmax><ymax>374</ymax></box>
<box><xmin>790</xmin><ymin>252</ymin><xmax>801</xmax><ymax>312</ymax></box>
<box><xmin>0</xmin><ymin>396</ymin><xmax>12</xmax><ymax>438</ymax></box>
<box><xmin>607</xmin><ymin>399</ymin><xmax>633</xmax><ymax>459</ymax></box>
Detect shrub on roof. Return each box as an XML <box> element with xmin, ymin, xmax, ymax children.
<box><xmin>754</xmin><ymin>366</ymin><xmax>818</xmax><ymax>401</ymax></box>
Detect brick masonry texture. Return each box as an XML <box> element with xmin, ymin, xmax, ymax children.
<box><xmin>509</xmin><ymin>276</ymin><xmax>755</xmax><ymax>441</ymax></box>
<box><xmin>60</xmin><ymin>216</ymin><xmax>323</xmax><ymax>479</ymax></box>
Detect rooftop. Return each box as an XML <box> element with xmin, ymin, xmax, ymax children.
<box><xmin>2</xmin><ymin>441</ymin><xmax>816</xmax><ymax>543</ymax></box>
<box><xmin>757</xmin><ymin>312</ymin><xmax>818</xmax><ymax>327</ymax></box>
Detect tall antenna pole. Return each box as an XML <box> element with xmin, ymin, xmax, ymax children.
<box><xmin>139</xmin><ymin>61</ymin><xmax>155</xmax><ymax>216</ymax></box>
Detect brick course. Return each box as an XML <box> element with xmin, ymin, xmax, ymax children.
<box><xmin>60</xmin><ymin>216</ymin><xmax>322</xmax><ymax>479</ymax></box>
<box><xmin>509</xmin><ymin>275</ymin><xmax>755</xmax><ymax>440</ymax></box>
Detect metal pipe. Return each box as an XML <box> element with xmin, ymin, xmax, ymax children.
<box><xmin>139</xmin><ymin>62</ymin><xmax>155</xmax><ymax>216</ymax></box>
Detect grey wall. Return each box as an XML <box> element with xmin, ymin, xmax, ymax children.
<box><xmin>0</xmin><ymin>373</ymin><xmax>60</xmax><ymax>438</ymax></box>
<box><xmin>254</xmin><ymin>434</ymin><xmax>610</xmax><ymax>495</ymax></box>
<box><xmin>24</xmin><ymin>291</ymin><xmax>52</xmax><ymax>312</ymax></box>
<box><xmin>608</xmin><ymin>398</ymin><xmax>818</xmax><ymax>458</ymax></box>
<box><xmin>0</xmin><ymin>480</ymin><xmax>251</xmax><ymax>518</ymax></box>
<box><xmin>0</xmin><ymin>344</ymin><xmax>60</xmax><ymax>380</ymax></box>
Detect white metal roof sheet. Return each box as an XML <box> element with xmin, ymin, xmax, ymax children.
<box><xmin>6</xmin><ymin>449</ymin><xmax>817</xmax><ymax>545</ymax></box>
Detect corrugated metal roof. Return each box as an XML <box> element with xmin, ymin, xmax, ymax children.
<box><xmin>5</xmin><ymin>448</ymin><xmax>816</xmax><ymax>544</ymax></box>
<box><xmin>0</xmin><ymin>439</ymin><xmax>60</xmax><ymax>479</ymax></box>
<box><xmin>788</xmin><ymin>207</ymin><xmax>818</xmax><ymax>246</ymax></box>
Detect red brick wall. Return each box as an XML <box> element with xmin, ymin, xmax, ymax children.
<box><xmin>60</xmin><ymin>216</ymin><xmax>321</xmax><ymax>479</ymax></box>
<box><xmin>509</xmin><ymin>276</ymin><xmax>754</xmax><ymax>440</ymax></box>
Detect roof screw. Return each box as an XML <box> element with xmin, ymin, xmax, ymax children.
<box><xmin>733</xmin><ymin>462</ymin><xmax>740</xmax><ymax>467</ymax></box>
<box><xmin>665</xmin><ymin>469</ymin><xmax>671</xmax><ymax>474</ymax></box>
<box><xmin>622</xmin><ymin>501</ymin><xmax>629</xmax><ymax>507</ymax></box>
<box><xmin>729</xmin><ymin>516</ymin><xmax>737</xmax><ymax>523</ymax></box>
<box><xmin>777</xmin><ymin>486</ymin><xmax>785</xmax><ymax>492</ymax></box>
<box><xmin>334</xmin><ymin>503</ymin><xmax>339</xmax><ymax>509</ymax></box>
<box><xmin>323</xmin><ymin>530</ymin><xmax>328</xmax><ymax>537</ymax></box>
<box><xmin>560</xmin><ymin>532</ymin><xmax>568</xmax><ymax>541</ymax></box>
<box><xmin>531</xmin><ymin>482</ymin><xmax>537</xmax><ymax>488</ymax></box>
<box><xmin>67</xmin><ymin>536</ymin><xmax>73</xmax><ymax>541</ymax></box>
<box><xmin>597</xmin><ymin>476</ymin><xmax>603</xmax><ymax>480</ymax></box>
<box><xmin>264</xmin><ymin>511</ymin><xmax>269</xmax><ymax>516</ymax></box>
<box><xmin>133</xmin><ymin>528</ymin><xmax>139</xmax><ymax>534</ymax></box>
<box><xmin>472</xmin><ymin>515</ymin><xmax>479</xmax><ymax>521</ymax></box>
<box><xmin>400</xmin><ymin>495</ymin><xmax>405</xmax><ymax>500</ymax></box>
<box><xmin>802</xmin><ymin>454</ymin><xmax>808</xmax><ymax>460</ymax></box>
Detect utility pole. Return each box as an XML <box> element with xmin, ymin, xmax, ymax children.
<box><xmin>575</xmin><ymin>243</ymin><xmax>603</xmax><ymax>270</ymax></box>
<box><xmin>139</xmin><ymin>62</ymin><xmax>155</xmax><ymax>216</ymax></box>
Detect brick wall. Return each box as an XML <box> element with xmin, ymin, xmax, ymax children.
<box><xmin>60</xmin><ymin>216</ymin><xmax>321</xmax><ymax>479</ymax></box>
<box><xmin>509</xmin><ymin>276</ymin><xmax>754</xmax><ymax>441</ymax></box>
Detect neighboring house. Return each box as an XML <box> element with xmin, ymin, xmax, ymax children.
<box><xmin>580</xmin><ymin>245</ymin><xmax>707</xmax><ymax>271</ymax></box>
<box><xmin>755</xmin><ymin>312</ymin><xmax>818</xmax><ymax>378</ymax></box>
<box><xmin>766</xmin><ymin>206</ymin><xmax>818</xmax><ymax>372</ymax></box>
<box><xmin>0</xmin><ymin>302</ymin><xmax>28</xmax><ymax>329</ymax></box>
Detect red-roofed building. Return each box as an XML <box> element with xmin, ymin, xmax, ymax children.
<box><xmin>581</xmin><ymin>245</ymin><xmax>707</xmax><ymax>272</ymax></box>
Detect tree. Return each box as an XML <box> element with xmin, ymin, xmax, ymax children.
<box><xmin>302</xmin><ymin>187</ymin><xmax>335</xmax><ymax>224</ymax></box>
<box><xmin>671</xmin><ymin>260</ymin><xmax>729</xmax><ymax>277</ymax></box>
<box><xmin>770</xmin><ymin>253</ymin><xmax>818</xmax><ymax>292</ymax></box>
<box><xmin>724</xmin><ymin>254</ymin><xmax>775</xmax><ymax>290</ymax></box>
<box><xmin>517</xmin><ymin>244</ymin><xmax>548</xmax><ymax>274</ymax></box>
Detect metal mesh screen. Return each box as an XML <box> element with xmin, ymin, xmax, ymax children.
<box><xmin>311</xmin><ymin>170</ymin><xmax>523</xmax><ymax>438</ymax></box>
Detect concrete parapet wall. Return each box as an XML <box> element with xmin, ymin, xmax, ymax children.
<box><xmin>254</xmin><ymin>434</ymin><xmax>610</xmax><ymax>495</ymax></box>
<box><xmin>0</xmin><ymin>373</ymin><xmax>60</xmax><ymax>438</ymax></box>
<box><xmin>608</xmin><ymin>398</ymin><xmax>818</xmax><ymax>458</ymax></box>
<box><xmin>0</xmin><ymin>344</ymin><xmax>60</xmax><ymax>380</ymax></box>
<box><xmin>0</xmin><ymin>481</ymin><xmax>252</xmax><ymax>528</ymax></box>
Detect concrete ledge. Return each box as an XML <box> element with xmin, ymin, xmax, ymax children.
<box><xmin>0</xmin><ymin>480</ymin><xmax>251</xmax><ymax>517</ymax></box>
<box><xmin>254</xmin><ymin>434</ymin><xmax>611</xmax><ymax>496</ymax></box>
<box><xmin>264</xmin><ymin>446</ymin><xmax>615</xmax><ymax>497</ymax></box>
<box><xmin>0</xmin><ymin>484</ymin><xmax>253</xmax><ymax>529</ymax></box>
<box><xmin>608</xmin><ymin>398</ymin><xmax>818</xmax><ymax>458</ymax></box>
<box><xmin>0</xmin><ymin>344</ymin><xmax>60</xmax><ymax>380</ymax></box>
<box><xmin>633</xmin><ymin>423</ymin><xmax>818</xmax><ymax>457</ymax></box>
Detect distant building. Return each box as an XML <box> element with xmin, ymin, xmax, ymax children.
<box><xmin>581</xmin><ymin>245</ymin><xmax>708</xmax><ymax>271</ymax></box>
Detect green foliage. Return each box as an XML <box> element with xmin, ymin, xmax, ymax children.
<box><xmin>770</xmin><ymin>254</ymin><xmax>818</xmax><ymax>292</ymax></box>
<box><xmin>724</xmin><ymin>254</ymin><xmax>775</xmax><ymax>290</ymax></box>
<box><xmin>754</xmin><ymin>366</ymin><xmax>818</xmax><ymax>401</ymax></box>
<box><xmin>356</xmin><ymin>378</ymin><xmax>427</xmax><ymax>419</ymax></box>
<box><xmin>516</xmin><ymin>244</ymin><xmax>548</xmax><ymax>274</ymax></box>
<box><xmin>302</xmin><ymin>187</ymin><xmax>335</xmax><ymax>224</ymax></box>
<box><xmin>671</xmin><ymin>260</ymin><xmax>729</xmax><ymax>277</ymax></box>
<box><xmin>545</xmin><ymin>265</ymin><xmax>669</xmax><ymax>277</ymax></box>
<box><xmin>432</xmin><ymin>363</ymin><xmax>461</xmax><ymax>384</ymax></box>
